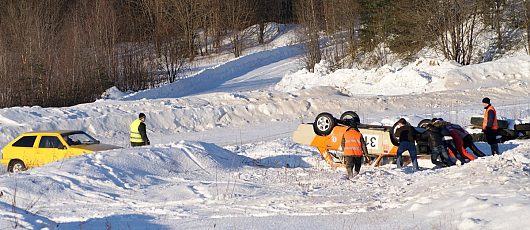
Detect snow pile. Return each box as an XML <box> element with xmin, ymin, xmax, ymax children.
<box><xmin>275</xmin><ymin>55</ymin><xmax>530</xmax><ymax>96</ymax></box>
<box><xmin>100</xmin><ymin>86</ymin><xmax>127</xmax><ymax>100</ymax></box>
<box><xmin>0</xmin><ymin>141</ymin><xmax>252</xmax><ymax>228</ymax></box>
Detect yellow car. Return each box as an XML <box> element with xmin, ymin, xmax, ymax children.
<box><xmin>1</xmin><ymin>130</ymin><xmax>121</xmax><ymax>173</ymax></box>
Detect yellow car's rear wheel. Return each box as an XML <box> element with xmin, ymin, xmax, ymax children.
<box><xmin>8</xmin><ymin>160</ymin><xmax>26</xmax><ymax>173</ymax></box>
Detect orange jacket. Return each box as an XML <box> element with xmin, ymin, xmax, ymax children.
<box><xmin>343</xmin><ymin>129</ymin><xmax>364</xmax><ymax>156</ymax></box>
<box><xmin>483</xmin><ymin>105</ymin><xmax>498</xmax><ymax>130</ymax></box>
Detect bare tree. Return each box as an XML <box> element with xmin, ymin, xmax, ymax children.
<box><xmin>523</xmin><ymin>0</ymin><xmax>530</xmax><ymax>54</ymax></box>
<box><xmin>225</xmin><ymin>0</ymin><xmax>255</xmax><ymax>57</ymax></box>
<box><xmin>295</xmin><ymin>0</ymin><xmax>323</xmax><ymax>72</ymax></box>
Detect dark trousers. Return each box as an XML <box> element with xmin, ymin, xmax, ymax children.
<box><xmin>483</xmin><ymin>129</ymin><xmax>500</xmax><ymax>155</ymax></box>
<box><xmin>431</xmin><ymin>145</ymin><xmax>454</xmax><ymax>167</ymax></box>
<box><xmin>444</xmin><ymin>140</ymin><xmax>466</xmax><ymax>164</ymax></box>
<box><xmin>463</xmin><ymin>135</ymin><xmax>486</xmax><ymax>157</ymax></box>
<box><xmin>345</xmin><ymin>156</ymin><xmax>362</xmax><ymax>176</ymax></box>
<box><xmin>131</xmin><ymin>142</ymin><xmax>147</xmax><ymax>147</ymax></box>
<box><xmin>397</xmin><ymin>141</ymin><xmax>419</xmax><ymax>170</ymax></box>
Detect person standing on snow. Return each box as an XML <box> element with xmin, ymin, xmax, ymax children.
<box><xmin>395</xmin><ymin>118</ymin><xmax>420</xmax><ymax>170</ymax></box>
<box><xmin>482</xmin><ymin>97</ymin><xmax>500</xmax><ymax>155</ymax></box>
<box><xmin>420</xmin><ymin>123</ymin><xmax>455</xmax><ymax>168</ymax></box>
<box><xmin>130</xmin><ymin>113</ymin><xmax>150</xmax><ymax>147</ymax></box>
<box><xmin>341</xmin><ymin>119</ymin><xmax>368</xmax><ymax>179</ymax></box>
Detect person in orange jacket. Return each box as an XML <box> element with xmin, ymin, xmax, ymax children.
<box><xmin>482</xmin><ymin>97</ymin><xmax>500</xmax><ymax>155</ymax></box>
<box><xmin>342</xmin><ymin>119</ymin><xmax>369</xmax><ymax>179</ymax></box>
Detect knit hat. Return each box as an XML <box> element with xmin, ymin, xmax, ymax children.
<box><xmin>482</xmin><ymin>97</ymin><xmax>490</xmax><ymax>104</ymax></box>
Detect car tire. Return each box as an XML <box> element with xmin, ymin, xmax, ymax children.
<box><xmin>515</xmin><ymin>124</ymin><xmax>530</xmax><ymax>132</ymax></box>
<box><xmin>313</xmin><ymin>112</ymin><xmax>336</xmax><ymax>136</ymax></box>
<box><xmin>417</xmin><ymin>119</ymin><xmax>432</xmax><ymax>128</ymax></box>
<box><xmin>340</xmin><ymin>111</ymin><xmax>360</xmax><ymax>123</ymax></box>
<box><xmin>390</xmin><ymin>121</ymin><xmax>400</xmax><ymax>146</ymax></box>
<box><xmin>8</xmin><ymin>160</ymin><xmax>26</xmax><ymax>173</ymax></box>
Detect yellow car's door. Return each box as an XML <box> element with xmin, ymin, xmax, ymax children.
<box><xmin>37</xmin><ymin>135</ymin><xmax>68</xmax><ymax>166</ymax></box>
<box><xmin>9</xmin><ymin>135</ymin><xmax>38</xmax><ymax>167</ymax></box>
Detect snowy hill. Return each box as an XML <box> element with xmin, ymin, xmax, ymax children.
<box><xmin>0</xmin><ymin>24</ymin><xmax>530</xmax><ymax>229</ymax></box>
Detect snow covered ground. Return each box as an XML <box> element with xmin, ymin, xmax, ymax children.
<box><xmin>0</xmin><ymin>25</ymin><xmax>529</xmax><ymax>229</ymax></box>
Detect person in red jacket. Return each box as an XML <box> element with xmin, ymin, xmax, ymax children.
<box><xmin>445</xmin><ymin>122</ymin><xmax>486</xmax><ymax>157</ymax></box>
<box><xmin>482</xmin><ymin>97</ymin><xmax>500</xmax><ymax>155</ymax></box>
<box><xmin>342</xmin><ymin>119</ymin><xmax>369</xmax><ymax>179</ymax></box>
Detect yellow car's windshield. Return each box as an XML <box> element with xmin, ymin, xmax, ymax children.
<box><xmin>62</xmin><ymin>131</ymin><xmax>98</xmax><ymax>146</ymax></box>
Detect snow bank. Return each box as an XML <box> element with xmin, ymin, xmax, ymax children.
<box><xmin>275</xmin><ymin>55</ymin><xmax>530</xmax><ymax>96</ymax></box>
<box><xmin>0</xmin><ymin>141</ymin><xmax>252</xmax><ymax>228</ymax></box>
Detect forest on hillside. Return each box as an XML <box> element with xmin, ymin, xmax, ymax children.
<box><xmin>0</xmin><ymin>0</ymin><xmax>529</xmax><ymax>107</ymax></box>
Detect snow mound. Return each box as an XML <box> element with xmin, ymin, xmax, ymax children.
<box><xmin>0</xmin><ymin>141</ymin><xmax>251</xmax><ymax>195</ymax></box>
<box><xmin>100</xmin><ymin>86</ymin><xmax>127</xmax><ymax>100</ymax></box>
<box><xmin>275</xmin><ymin>55</ymin><xmax>530</xmax><ymax>96</ymax></box>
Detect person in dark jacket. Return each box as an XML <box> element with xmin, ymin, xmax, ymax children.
<box><xmin>130</xmin><ymin>113</ymin><xmax>150</xmax><ymax>146</ymax></box>
<box><xmin>341</xmin><ymin>119</ymin><xmax>369</xmax><ymax>179</ymax></box>
<box><xmin>482</xmin><ymin>97</ymin><xmax>500</xmax><ymax>155</ymax></box>
<box><xmin>432</xmin><ymin>119</ymin><xmax>466</xmax><ymax>165</ymax></box>
<box><xmin>420</xmin><ymin>123</ymin><xmax>455</xmax><ymax>168</ymax></box>
<box><xmin>395</xmin><ymin>118</ymin><xmax>419</xmax><ymax>170</ymax></box>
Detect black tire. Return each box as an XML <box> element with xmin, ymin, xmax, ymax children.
<box><xmin>390</xmin><ymin>121</ymin><xmax>400</xmax><ymax>146</ymax></box>
<box><xmin>470</xmin><ymin>117</ymin><xmax>509</xmax><ymax>129</ymax></box>
<box><xmin>340</xmin><ymin>111</ymin><xmax>360</xmax><ymax>123</ymax></box>
<box><xmin>417</xmin><ymin>119</ymin><xmax>432</xmax><ymax>128</ymax></box>
<box><xmin>8</xmin><ymin>160</ymin><xmax>26</xmax><ymax>173</ymax></box>
<box><xmin>313</xmin><ymin>112</ymin><xmax>336</xmax><ymax>136</ymax></box>
<box><xmin>515</xmin><ymin>124</ymin><xmax>530</xmax><ymax>132</ymax></box>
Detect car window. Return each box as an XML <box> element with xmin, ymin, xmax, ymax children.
<box><xmin>62</xmin><ymin>132</ymin><xmax>98</xmax><ymax>145</ymax></box>
<box><xmin>39</xmin><ymin>136</ymin><xmax>63</xmax><ymax>148</ymax></box>
<box><xmin>12</xmin><ymin>136</ymin><xmax>37</xmax><ymax>147</ymax></box>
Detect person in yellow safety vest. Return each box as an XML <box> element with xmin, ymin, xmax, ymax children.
<box><xmin>130</xmin><ymin>113</ymin><xmax>150</xmax><ymax>147</ymax></box>
<box><xmin>342</xmin><ymin>119</ymin><xmax>369</xmax><ymax>179</ymax></box>
<box><xmin>482</xmin><ymin>97</ymin><xmax>500</xmax><ymax>155</ymax></box>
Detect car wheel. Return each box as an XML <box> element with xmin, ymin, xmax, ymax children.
<box><xmin>313</xmin><ymin>112</ymin><xmax>336</xmax><ymax>136</ymax></box>
<box><xmin>8</xmin><ymin>160</ymin><xmax>26</xmax><ymax>173</ymax></box>
<box><xmin>417</xmin><ymin>119</ymin><xmax>432</xmax><ymax>128</ymax></box>
<box><xmin>390</xmin><ymin>121</ymin><xmax>400</xmax><ymax>146</ymax></box>
<box><xmin>340</xmin><ymin>111</ymin><xmax>360</xmax><ymax>123</ymax></box>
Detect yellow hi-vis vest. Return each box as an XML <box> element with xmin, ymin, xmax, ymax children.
<box><xmin>130</xmin><ymin>119</ymin><xmax>144</xmax><ymax>143</ymax></box>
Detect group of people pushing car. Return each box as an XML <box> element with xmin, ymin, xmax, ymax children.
<box><xmin>340</xmin><ymin>97</ymin><xmax>501</xmax><ymax>179</ymax></box>
<box><xmin>394</xmin><ymin>97</ymin><xmax>501</xmax><ymax>171</ymax></box>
